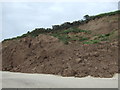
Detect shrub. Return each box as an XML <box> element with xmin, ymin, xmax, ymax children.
<box><xmin>84</xmin><ymin>15</ymin><xmax>91</xmax><ymax>21</ymax></box>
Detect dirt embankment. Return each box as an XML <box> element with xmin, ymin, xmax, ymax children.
<box><xmin>1</xmin><ymin>14</ymin><xmax>119</xmax><ymax>78</ymax></box>
<box><xmin>2</xmin><ymin>34</ymin><xmax>118</xmax><ymax>78</ymax></box>
<box><xmin>79</xmin><ymin>14</ymin><xmax>118</xmax><ymax>34</ymax></box>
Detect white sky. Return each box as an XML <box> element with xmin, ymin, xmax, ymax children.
<box><xmin>0</xmin><ymin>0</ymin><xmax>119</xmax><ymax>40</ymax></box>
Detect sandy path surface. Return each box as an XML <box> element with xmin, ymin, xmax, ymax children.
<box><xmin>0</xmin><ymin>71</ymin><xmax>118</xmax><ymax>88</ymax></box>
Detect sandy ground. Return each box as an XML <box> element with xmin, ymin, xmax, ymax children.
<box><xmin>0</xmin><ymin>71</ymin><xmax>118</xmax><ymax>88</ymax></box>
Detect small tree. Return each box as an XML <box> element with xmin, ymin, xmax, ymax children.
<box><xmin>84</xmin><ymin>15</ymin><xmax>90</xmax><ymax>20</ymax></box>
<box><xmin>52</xmin><ymin>25</ymin><xmax>60</xmax><ymax>30</ymax></box>
<box><xmin>27</xmin><ymin>31</ymin><xmax>30</xmax><ymax>34</ymax></box>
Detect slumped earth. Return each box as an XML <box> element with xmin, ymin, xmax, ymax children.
<box><xmin>1</xmin><ymin>10</ymin><xmax>119</xmax><ymax>78</ymax></box>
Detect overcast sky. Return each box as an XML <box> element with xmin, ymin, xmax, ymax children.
<box><xmin>1</xmin><ymin>1</ymin><xmax>118</xmax><ymax>40</ymax></box>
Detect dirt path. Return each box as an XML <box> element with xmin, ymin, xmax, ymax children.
<box><xmin>1</xmin><ymin>71</ymin><xmax>118</xmax><ymax>88</ymax></box>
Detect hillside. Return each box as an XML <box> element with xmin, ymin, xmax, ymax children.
<box><xmin>1</xmin><ymin>10</ymin><xmax>119</xmax><ymax>78</ymax></box>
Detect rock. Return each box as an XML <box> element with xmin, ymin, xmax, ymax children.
<box><xmin>63</xmin><ymin>69</ymin><xmax>77</xmax><ymax>76</ymax></box>
<box><xmin>75</xmin><ymin>58</ymin><xmax>82</xmax><ymax>63</ymax></box>
<box><xmin>84</xmin><ymin>59</ymin><xmax>87</xmax><ymax>62</ymax></box>
<box><xmin>69</xmin><ymin>57</ymin><xmax>72</xmax><ymax>60</ymax></box>
<box><xmin>76</xmin><ymin>53</ymin><xmax>79</xmax><ymax>56</ymax></box>
<box><xmin>85</xmin><ymin>53</ymin><xmax>90</xmax><ymax>56</ymax></box>
<box><xmin>95</xmin><ymin>67</ymin><xmax>98</xmax><ymax>69</ymax></box>
<box><xmin>74</xmin><ymin>49</ymin><xmax>79</xmax><ymax>51</ymax></box>
<box><xmin>90</xmin><ymin>52</ymin><xmax>99</xmax><ymax>57</ymax></box>
<box><xmin>93</xmin><ymin>52</ymin><xmax>99</xmax><ymax>57</ymax></box>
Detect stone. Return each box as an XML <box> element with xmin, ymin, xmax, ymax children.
<box><xmin>69</xmin><ymin>57</ymin><xmax>72</xmax><ymax>60</ymax></box>
<box><xmin>75</xmin><ymin>58</ymin><xmax>82</xmax><ymax>63</ymax></box>
<box><xmin>84</xmin><ymin>59</ymin><xmax>87</xmax><ymax>62</ymax></box>
<box><xmin>76</xmin><ymin>53</ymin><xmax>79</xmax><ymax>56</ymax></box>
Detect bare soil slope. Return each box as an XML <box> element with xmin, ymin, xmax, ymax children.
<box><xmin>1</xmin><ymin>12</ymin><xmax>119</xmax><ymax>78</ymax></box>
<box><xmin>79</xmin><ymin>15</ymin><xmax>118</xmax><ymax>34</ymax></box>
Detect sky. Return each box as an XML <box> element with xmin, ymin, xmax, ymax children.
<box><xmin>1</xmin><ymin>1</ymin><xmax>119</xmax><ymax>40</ymax></box>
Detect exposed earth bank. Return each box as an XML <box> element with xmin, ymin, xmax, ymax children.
<box><xmin>2</xmin><ymin>34</ymin><xmax>119</xmax><ymax>78</ymax></box>
<box><xmin>1</xmin><ymin>12</ymin><xmax>119</xmax><ymax>78</ymax></box>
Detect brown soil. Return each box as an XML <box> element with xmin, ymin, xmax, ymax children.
<box><xmin>1</xmin><ymin>14</ymin><xmax>119</xmax><ymax>78</ymax></box>
<box><xmin>79</xmin><ymin>15</ymin><xmax>118</xmax><ymax>34</ymax></box>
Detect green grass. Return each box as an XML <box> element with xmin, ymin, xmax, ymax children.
<box><xmin>50</xmin><ymin>28</ymin><xmax>117</xmax><ymax>45</ymax></box>
<box><xmin>50</xmin><ymin>27</ymin><xmax>91</xmax><ymax>44</ymax></box>
<box><xmin>50</xmin><ymin>34</ymin><xmax>70</xmax><ymax>44</ymax></box>
<box><xmin>82</xmin><ymin>31</ymin><xmax>117</xmax><ymax>44</ymax></box>
<box><xmin>97</xmin><ymin>33</ymin><xmax>110</xmax><ymax>41</ymax></box>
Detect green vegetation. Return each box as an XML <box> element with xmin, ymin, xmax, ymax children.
<box><xmin>3</xmin><ymin>10</ymin><xmax>119</xmax><ymax>43</ymax></box>
<box><xmin>83</xmin><ymin>31</ymin><xmax>116</xmax><ymax>44</ymax></box>
<box><xmin>98</xmin><ymin>33</ymin><xmax>110</xmax><ymax>41</ymax></box>
<box><xmin>50</xmin><ymin>27</ymin><xmax>91</xmax><ymax>44</ymax></box>
<box><xmin>93</xmin><ymin>10</ymin><xmax>120</xmax><ymax>18</ymax></box>
<box><xmin>50</xmin><ymin>34</ymin><xmax>70</xmax><ymax>44</ymax></box>
<box><xmin>53</xmin><ymin>28</ymin><xmax>116</xmax><ymax>45</ymax></box>
<box><xmin>84</xmin><ymin>10</ymin><xmax>120</xmax><ymax>21</ymax></box>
